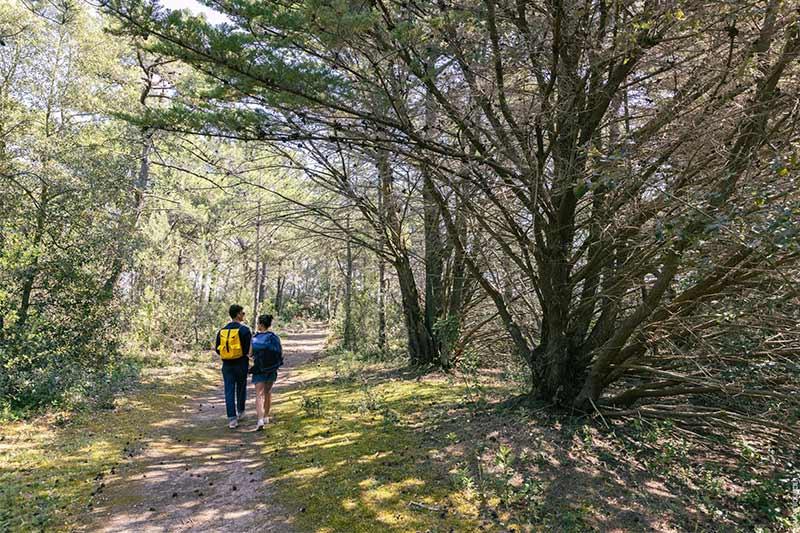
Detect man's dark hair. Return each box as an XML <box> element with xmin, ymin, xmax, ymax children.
<box><xmin>258</xmin><ymin>314</ymin><xmax>273</xmax><ymax>329</ymax></box>
<box><xmin>229</xmin><ymin>304</ymin><xmax>244</xmax><ymax>319</ymax></box>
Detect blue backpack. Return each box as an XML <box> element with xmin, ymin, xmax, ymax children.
<box><xmin>250</xmin><ymin>332</ymin><xmax>283</xmax><ymax>374</ymax></box>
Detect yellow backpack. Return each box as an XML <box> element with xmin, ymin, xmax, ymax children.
<box><xmin>218</xmin><ymin>327</ymin><xmax>243</xmax><ymax>360</ymax></box>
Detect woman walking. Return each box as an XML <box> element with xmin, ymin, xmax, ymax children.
<box><xmin>250</xmin><ymin>314</ymin><xmax>283</xmax><ymax>431</ymax></box>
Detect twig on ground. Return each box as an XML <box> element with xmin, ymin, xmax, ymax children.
<box><xmin>408</xmin><ymin>501</ymin><xmax>443</xmax><ymax>512</ymax></box>
<box><xmin>589</xmin><ymin>398</ymin><xmax>611</xmax><ymax>429</ymax></box>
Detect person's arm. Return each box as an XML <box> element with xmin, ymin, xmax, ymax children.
<box><xmin>240</xmin><ymin>326</ymin><xmax>252</xmax><ymax>358</ymax></box>
<box><xmin>214</xmin><ymin>329</ymin><xmax>220</xmax><ymax>355</ymax></box>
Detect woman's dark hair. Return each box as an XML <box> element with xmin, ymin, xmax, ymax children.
<box><xmin>257</xmin><ymin>314</ymin><xmax>273</xmax><ymax>329</ymax></box>
<box><xmin>229</xmin><ymin>304</ymin><xmax>244</xmax><ymax>319</ymax></box>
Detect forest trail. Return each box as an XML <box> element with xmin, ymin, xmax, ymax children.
<box><xmin>82</xmin><ymin>327</ymin><xmax>328</xmax><ymax>533</ymax></box>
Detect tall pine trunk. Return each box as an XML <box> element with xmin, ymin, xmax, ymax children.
<box><xmin>342</xmin><ymin>216</ymin><xmax>355</xmax><ymax>349</ymax></box>
<box><xmin>377</xmin><ymin>149</ymin><xmax>438</xmax><ymax>365</ymax></box>
<box><xmin>377</xmin><ymin>179</ymin><xmax>387</xmax><ymax>353</ymax></box>
<box><xmin>18</xmin><ymin>184</ymin><xmax>48</xmax><ymax>327</ymax></box>
<box><xmin>252</xmin><ymin>199</ymin><xmax>262</xmax><ymax>326</ymax></box>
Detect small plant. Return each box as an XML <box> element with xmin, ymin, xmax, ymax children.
<box><xmin>515</xmin><ymin>477</ymin><xmax>545</xmax><ymax>519</ymax></box>
<box><xmin>698</xmin><ymin>468</ymin><xmax>726</xmax><ymax>500</ymax></box>
<box><xmin>332</xmin><ymin>348</ymin><xmax>359</xmax><ymax>383</ymax></box>
<box><xmin>494</xmin><ymin>444</ymin><xmax>517</xmax><ymax>506</ymax></box>
<box><xmin>380</xmin><ymin>407</ymin><xmax>400</xmax><ymax>427</ymax></box>
<box><xmin>357</xmin><ymin>380</ymin><xmax>382</xmax><ymax>412</ymax></box>
<box><xmin>452</xmin><ymin>462</ymin><xmax>477</xmax><ymax>495</ymax></box>
<box><xmin>301</xmin><ymin>395</ymin><xmax>323</xmax><ymax>417</ymax></box>
<box><xmin>737</xmin><ymin>438</ymin><xmax>761</xmax><ymax>464</ymax></box>
<box><xmin>495</xmin><ymin>444</ymin><xmax>515</xmax><ymax>470</ymax></box>
<box><xmin>534</xmin><ymin>451</ymin><xmax>549</xmax><ymax>468</ymax></box>
<box><xmin>455</xmin><ymin>348</ymin><xmax>486</xmax><ymax>409</ymax></box>
<box><xmin>580</xmin><ymin>424</ymin><xmax>593</xmax><ymax>446</ymax></box>
<box><xmin>740</xmin><ymin>475</ymin><xmax>799</xmax><ymax>525</ymax></box>
<box><xmin>554</xmin><ymin>504</ymin><xmax>592</xmax><ymax>533</ymax></box>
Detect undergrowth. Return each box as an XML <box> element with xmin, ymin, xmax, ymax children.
<box><xmin>261</xmin><ymin>355</ymin><xmax>483</xmax><ymax>532</ymax></box>
<box><xmin>262</xmin><ymin>347</ymin><xmax>800</xmax><ymax>532</ymax></box>
<box><xmin>0</xmin><ymin>364</ymin><xmax>218</xmax><ymax>532</ymax></box>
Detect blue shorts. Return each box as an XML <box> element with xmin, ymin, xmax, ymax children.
<box><xmin>252</xmin><ymin>371</ymin><xmax>277</xmax><ymax>385</ymax></box>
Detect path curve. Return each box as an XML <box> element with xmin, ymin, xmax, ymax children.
<box><xmin>83</xmin><ymin>328</ymin><xmax>328</xmax><ymax>533</ymax></box>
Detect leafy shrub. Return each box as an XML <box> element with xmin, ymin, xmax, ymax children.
<box><xmin>301</xmin><ymin>395</ymin><xmax>323</xmax><ymax>416</ymax></box>
<box><xmin>0</xmin><ymin>313</ymin><xmax>139</xmax><ymax>416</ymax></box>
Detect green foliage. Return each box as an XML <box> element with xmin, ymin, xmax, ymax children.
<box><xmin>0</xmin><ymin>2</ymin><xmax>142</xmax><ymax>415</ymax></box>
<box><xmin>330</xmin><ymin>273</ymin><xmax>406</xmax><ymax>357</ymax></box>
<box><xmin>740</xmin><ymin>477</ymin><xmax>790</xmax><ymax>524</ymax></box>
<box><xmin>455</xmin><ymin>348</ymin><xmax>486</xmax><ymax>409</ymax></box>
<box><xmin>300</xmin><ymin>395</ymin><xmax>323</xmax><ymax>417</ymax></box>
<box><xmin>451</xmin><ymin>462</ymin><xmax>476</xmax><ymax>494</ymax></box>
<box><xmin>0</xmin><ymin>316</ymin><xmax>139</xmax><ymax>414</ymax></box>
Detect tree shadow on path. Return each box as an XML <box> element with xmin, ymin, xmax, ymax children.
<box><xmin>82</xmin><ymin>329</ymin><xmax>328</xmax><ymax>533</ymax></box>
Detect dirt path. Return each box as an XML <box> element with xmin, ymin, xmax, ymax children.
<box><xmin>83</xmin><ymin>328</ymin><xmax>328</xmax><ymax>533</ymax></box>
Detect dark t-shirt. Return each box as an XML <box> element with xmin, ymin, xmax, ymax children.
<box><xmin>215</xmin><ymin>321</ymin><xmax>251</xmax><ymax>367</ymax></box>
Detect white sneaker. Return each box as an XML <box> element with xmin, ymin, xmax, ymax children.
<box><xmin>228</xmin><ymin>419</ymin><xmax>238</xmax><ymax>429</ymax></box>
<box><xmin>255</xmin><ymin>419</ymin><xmax>265</xmax><ymax>431</ymax></box>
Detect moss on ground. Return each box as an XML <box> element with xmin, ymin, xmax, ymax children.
<box><xmin>4</xmin><ymin>343</ymin><xmax>795</xmax><ymax>532</ymax></box>
<box><xmin>260</xmin><ymin>351</ymin><xmax>800</xmax><ymax>532</ymax></box>
<box><xmin>260</xmin><ymin>358</ymin><xmax>486</xmax><ymax>532</ymax></box>
<box><xmin>0</xmin><ymin>365</ymin><xmax>218</xmax><ymax>532</ymax></box>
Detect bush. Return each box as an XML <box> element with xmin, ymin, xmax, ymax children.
<box><xmin>0</xmin><ymin>313</ymin><xmax>139</xmax><ymax>416</ymax></box>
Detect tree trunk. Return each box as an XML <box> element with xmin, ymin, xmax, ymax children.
<box><xmin>423</xmin><ymin>175</ymin><xmax>444</xmax><ymax>351</ymax></box>
<box><xmin>421</xmin><ymin>48</ymin><xmax>445</xmax><ymax>360</ymax></box>
<box><xmin>203</xmin><ymin>266</ymin><xmax>213</xmax><ymax>304</ymax></box>
<box><xmin>252</xmin><ymin>199</ymin><xmax>262</xmax><ymax>326</ymax></box>
<box><xmin>377</xmin><ymin>170</ymin><xmax>387</xmax><ymax>353</ymax></box>
<box><xmin>18</xmin><ymin>184</ymin><xmax>48</xmax><ymax>327</ymax></box>
<box><xmin>342</xmin><ymin>216</ymin><xmax>355</xmax><ymax>349</ymax></box>
<box><xmin>102</xmin><ymin>52</ymin><xmax>158</xmax><ymax>295</ymax></box>
<box><xmin>377</xmin><ymin>149</ymin><xmax>439</xmax><ymax>365</ymax></box>
<box><xmin>394</xmin><ymin>254</ymin><xmax>438</xmax><ymax>365</ymax></box>
<box><xmin>258</xmin><ymin>261</ymin><xmax>268</xmax><ymax>304</ymax></box>
<box><xmin>377</xmin><ymin>255</ymin><xmax>387</xmax><ymax>353</ymax></box>
<box><xmin>440</xmin><ymin>196</ymin><xmax>469</xmax><ymax>368</ymax></box>
<box><xmin>274</xmin><ymin>274</ymin><xmax>285</xmax><ymax>314</ymax></box>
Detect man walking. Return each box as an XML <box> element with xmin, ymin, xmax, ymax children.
<box><xmin>215</xmin><ymin>304</ymin><xmax>251</xmax><ymax>429</ymax></box>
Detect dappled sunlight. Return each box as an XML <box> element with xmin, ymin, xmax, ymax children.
<box><xmin>257</xmin><ymin>351</ymin><xmax>486</xmax><ymax>532</ymax></box>
<box><xmin>0</xmin><ymin>366</ymin><xmax>225</xmax><ymax>531</ymax></box>
<box><xmin>355</xmin><ymin>450</ymin><xmax>393</xmax><ymax>464</ymax></box>
<box><xmin>4</xmin><ymin>327</ymin><xmax>765</xmax><ymax>532</ymax></box>
<box><xmin>361</xmin><ymin>477</ymin><xmax>426</xmax><ymax>503</ymax></box>
<box><xmin>283</xmin><ymin>431</ymin><xmax>363</xmax><ymax>452</ymax></box>
<box><xmin>254</xmin><ymin>343</ymin><xmax>749</xmax><ymax>532</ymax></box>
<box><xmin>341</xmin><ymin>498</ymin><xmax>358</xmax><ymax>511</ymax></box>
<box><xmin>316</xmin><ymin>436</ymin><xmax>361</xmax><ymax>450</ymax></box>
<box><xmin>83</xmin><ymin>377</ymin><xmax>293</xmax><ymax>532</ymax></box>
<box><xmin>281</xmin><ymin>465</ymin><xmax>327</xmax><ymax>480</ymax></box>
<box><xmin>358</xmin><ymin>477</ymin><xmax>379</xmax><ymax>489</ymax></box>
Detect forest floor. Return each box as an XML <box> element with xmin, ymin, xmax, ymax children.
<box><xmin>79</xmin><ymin>329</ymin><xmax>329</xmax><ymax>532</ymax></box>
<box><xmin>1</xmin><ymin>326</ymin><xmax>796</xmax><ymax>532</ymax></box>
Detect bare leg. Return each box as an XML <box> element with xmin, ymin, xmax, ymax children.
<box><xmin>264</xmin><ymin>381</ymin><xmax>274</xmax><ymax>420</ymax></box>
<box><xmin>254</xmin><ymin>382</ymin><xmax>265</xmax><ymax>421</ymax></box>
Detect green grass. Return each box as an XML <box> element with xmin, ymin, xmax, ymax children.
<box><xmin>4</xmin><ymin>344</ymin><xmax>796</xmax><ymax>532</ymax></box>
<box><xmin>0</xmin><ymin>365</ymin><xmax>218</xmax><ymax>532</ymax></box>
<box><xmin>261</xmin><ymin>358</ymin><xmax>484</xmax><ymax>532</ymax></box>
